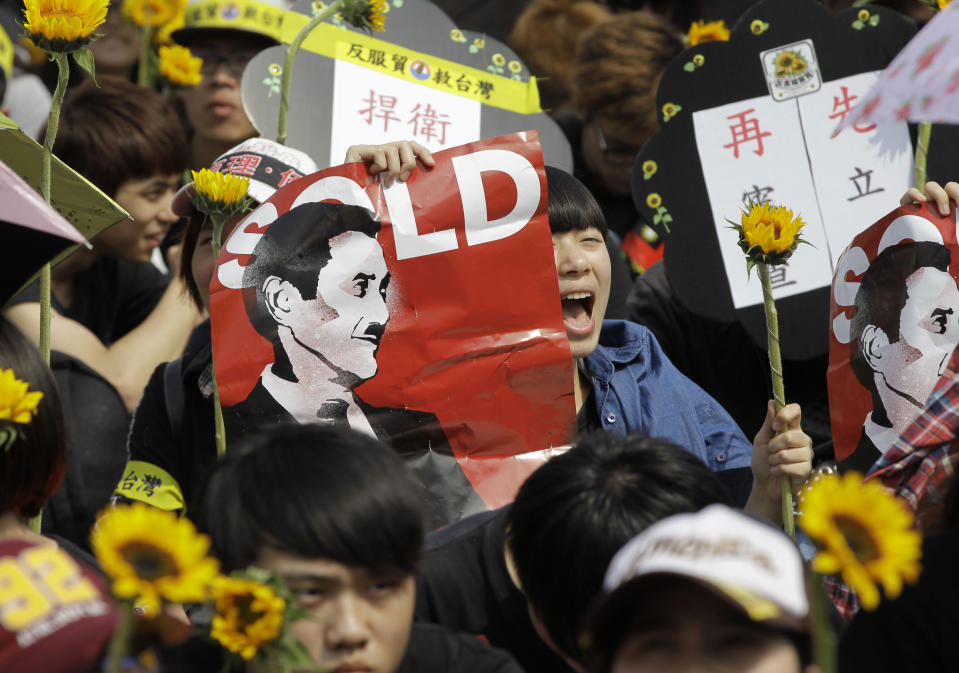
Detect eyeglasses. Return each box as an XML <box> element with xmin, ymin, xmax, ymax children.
<box><xmin>592</xmin><ymin>119</ymin><xmax>639</xmax><ymax>167</ymax></box>
<box><xmin>191</xmin><ymin>47</ymin><xmax>263</xmax><ymax>78</ymax></box>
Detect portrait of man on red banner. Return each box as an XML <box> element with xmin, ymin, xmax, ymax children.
<box><xmin>829</xmin><ymin>202</ymin><xmax>959</xmax><ymax>472</ymax></box>
<box><xmin>209</xmin><ymin>132</ymin><xmax>575</xmax><ymax>527</ymax></box>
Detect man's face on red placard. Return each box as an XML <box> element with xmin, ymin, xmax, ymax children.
<box><xmin>875</xmin><ymin>266</ymin><xmax>959</xmax><ymax>417</ymax></box>
<box><xmin>281</xmin><ymin>231</ymin><xmax>391</xmax><ymax>383</ymax></box>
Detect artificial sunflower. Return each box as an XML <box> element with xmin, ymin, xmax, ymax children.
<box><xmin>508</xmin><ymin>60</ymin><xmax>522</xmax><ymax>74</ymax></box>
<box><xmin>122</xmin><ymin>0</ymin><xmax>185</xmax><ymax>27</ymax></box>
<box><xmin>22</xmin><ymin>0</ymin><xmax>109</xmax><ymax>52</ymax></box>
<box><xmin>687</xmin><ymin>19</ymin><xmax>729</xmax><ymax>46</ymax></box>
<box><xmin>646</xmin><ymin>192</ymin><xmax>662</xmax><ymax>209</ymax></box>
<box><xmin>750</xmin><ymin>19</ymin><xmax>767</xmax><ymax>35</ymax></box>
<box><xmin>158</xmin><ymin>44</ymin><xmax>202</xmax><ymax>87</ymax></box>
<box><xmin>774</xmin><ymin>50</ymin><xmax>806</xmax><ymax>78</ymax></box>
<box><xmin>661</xmin><ymin>102</ymin><xmax>680</xmax><ymax>121</ymax></box>
<box><xmin>91</xmin><ymin>503</ymin><xmax>220</xmax><ymax>615</ymax></box>
<box><xmin>211</xmin><ymin>576</ymin><xmax>286</xmax><ymax>660</ymax></box>
<box><xmin>268</xmin><ymin>62</ymin><xmax>282</xmax><ymax>76</ymax></box>
<box><xmin>730</xmin><ymin>202</ymin><xmax>806</xmax><ymax>269</ymax></box>
<box><xmin>799</xmin><ymin>472</ymin><xmax>921</xmax><ymax>611</ymax></box>
<box><xmin>492</xmin><ymin>52</ymin><xmax>506</xmax><ymax>67</ymax></box>
<box><xmin>857</xmin><ymin>9</ymin><xmax>870</xmax><ymax>22</ymax></box>
<box><xmin>692</xmin><ymin>54</ymin><xmax>705</xmax><ymax>66</ymax></box>
<box><xmin>0</xmin><ymin>369</ymin><xmax>44</xmax><ymax>424</ymax></box>
<box><xmin>473</xmin><ymin>37</ymin><xmax>484</xmax><ymax>48</ymax></box>
<box><xmin>641</xmin><ymin>160</ymin><xmax>657</xmax><ymax>179</ymax></box>
<box><xmin>338</xmin><ymin>0</ymin><xmax>387</xmax><ymax>33</ymax></box>
<box><xmin>191</xmin><ymin>169</ymin><xmax>252</xmax><ymax>219</ymax></box>
<box><xmin>450</xmin><ymin>28</ymin><xmax>464</xmax><ymax>41</ymax></box>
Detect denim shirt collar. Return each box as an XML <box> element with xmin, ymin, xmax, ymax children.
<box><xmin>583</xmin><ymin>320</ymin><xmax>649</xmax><ymax>383</ymax></box>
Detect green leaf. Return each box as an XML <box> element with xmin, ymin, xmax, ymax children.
<box><xmin>653</xmin><ymin>214</ymin><xmax>662</xmax><ymax>224</ymax></box>
<box><xmin>869</xmin><ymin>14</ymin><xmax>880</xmax><ymax>25</ymax></box>
<box><xmin>683</xmin><ymin>62</ymin><xmax>695</xmax><ymax>72</ymax></box>
<box><xmin>468</xmin><ymin>45</ymin><xmax>477</xmax><ymax>53</ymax></box>
<box><xmin>851</xmin><ymin>19</ymin><xmax>864</xmax><ymax>29</ymax></box>
<box><xmin>643</xmin><ymin>173</ymin><xmax>652</xmax><ymax>181</ymax></box>
<box><xmin>71</xmin><ymin>48</ymin><xmax>97</xmax><ymax>84</ymax></box>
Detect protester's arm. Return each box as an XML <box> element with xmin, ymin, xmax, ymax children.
<box><xmin>744</xmin><ymin>401</ymin><xmax>813</xmax><ymax>523</ymax></box>
<box><xmin>900</xmin><ymin>181</ymin><xmax>959</xmax><ymax>214</ymax></box>
<box><xmin>343</xmin><ymin>140</ymin><xmax>436</xmax><ymax>186</ymax></box>
<box><xmin>4</xmin><ymin>273</ymin><xmax>201</xmax><ymax>414</ymax></box>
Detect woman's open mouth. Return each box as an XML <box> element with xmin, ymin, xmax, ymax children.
<box><xmin>561</xmin><ymin>291</ymin><xmax>595</xmax><ymax>336</ymax></box>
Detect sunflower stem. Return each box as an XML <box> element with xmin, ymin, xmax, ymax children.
<box><xmin>137</xmin><ymin>2</ymin><xmax>153</xmax><ymax>88</ymax></box>
<box><xmin>104</xmin><ymin>600</ymin><xmax>135</xmax><ymax>673</ymax></box>
<box><xmin>211</xmin><ymin>215</ymin><xmax>227</xmax><ymax>458</ymax></box>
<box><xmin>810</xmin><ymin>573</ymin><xmax>838</xmax><ymax>673</ymax></box>
<box><xmin>758</xmin><ymin>263</ymin><xmax>796</xmax><ymax>540</ymax></box>
<box><xmin>913</xmin><ymin>122</ymin><xmax>932</xmax><ymax>191</ymax></box>
<box><xmin>277</xmin><ymin>1</ymin><xmax>344</xmax><ymax>145</ymax></box>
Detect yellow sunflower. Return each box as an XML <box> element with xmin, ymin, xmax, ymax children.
<box><xmin>190</xmin><ymin>169</ymin><xmax>252</xmax><ymax>218</ymax></box>
<box><xmin>774</xmin><ymin>50</ymin><xmax>807</xmax><ymax>78</ymax></box>
<box><xmin>338</xmin><ymin>0</ymin><xmax>387</xmax><ymax>33</ymax></box>
<box><xmin>799</xmin><ymin>472</ymin><xmax>921</xmax><ymax>611</ymax></box>
<box><xmin>939</xmin><ymin>0</ymin><xmax>951</xmax><ymax>8</ymax></box>
<box><xmin>732</xmin><ymin>202</ymin><xmax>805</xmax><ymax>266</ymax></box>
<box><xmin>857</xmin><ymin>9</ymin><xmax>870</xmax><ymax>21</ymax></box>
<box><xmin>492</xmin><ymin>53</ymin><xmax>506</xmax><ymax>67</ymax></box>
<box><xmin>210</xmin><ymin>576</ymin><xmax>286</xmax><ymax>660</ymax></box>
<box><xmin>473</xmin><ymin>37</ymin><xmax>485</xmax><ymax>49</ymax></box>
<box><xmin>750</xmin><ymin>19</ymin><xmax>767</xmax><ymax>35</ymax></box>
<box><xmin>661</xmin><ymin>102</ymin><xmax>680</xmax><ymax>121</ymax></box>
<box><xmin>687</xmin><ymin>19</ymin><xmax>729</xmax><ymax>46</ymax></box>
<box><xmin>641</xmin><ymin>160</ymin><xmax>657</xmax><ymax>178</ymax></box>
<box><xmin>646</xmin><ymin>193</ymin><xmax>662</xmax><ymax>209</ymax></box>
<box><xmin>22</xmin><ymin>0</ymin><xmax>109</xmax><ymax>52</ymax></box>
<box><xmin>158</xmin><ymin>44</ymin><xmax>202</xmax><ymax>87</ymax></box>
<box><xmin>692</xmin><ymin>54</ymin><xmax>705</xmax><ymax>66</ymax></box>
<box><xmin>91</xmin><ymin>503</ymin><xmax>220</xmax><ymax>615</ymax></box>
<box><xmin>0</xmin><ymin>369</ymin><xmax>43</xmax><ymax>424</ymax></box>
<box><xmin>121</xmin><ymin>0</ymin><xmax>186</xmax><ymax>28</ymax></box>
<box><xmin>153</xmin><ymin>12</ymin><xmax>182</xmax><ymax>44</ymax></box>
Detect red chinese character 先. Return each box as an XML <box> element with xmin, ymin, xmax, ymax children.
<box><xmin>828</xmin><ymin>86</ymin><xmax>876</xmax><ymax>135</ymax></box>
<box><xmin>225</xmin><ymin>154</ymin><xmax>261</xmax><ymax>177</ymax></box>
<box><xmin>722</xmin><ymin>108</ymin><xmax>771</xmax><ymax>158</ymax></box>
<box><xmin>277</xmin><ymin>169</ymin><xmax>302</xmax><ymax>188</ymax></box>
<box><xmin>358</xmin><ymin>90</ymin><xmax>402</xmax><ymax>132</ymax></box>
<box><xmin>407</xmin><ymin>103</ymin><xmax>451</xmax><ymax>145</ymax></box>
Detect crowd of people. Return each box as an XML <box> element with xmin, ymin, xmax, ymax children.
<box><xmin>0</xmin><ymin>0</ymin><xmax>954</xmax><ymax>671</ymax></box>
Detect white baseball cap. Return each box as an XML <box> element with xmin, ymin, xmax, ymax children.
<box><xmin>172</xmin><ymin>138</ymin><xmax>319</xmax><ymax>217</ymax></box>
<box><xmin>582</xmin><ymin>504</ymin><xmax>811</xmax><ymax>661</ymax></box>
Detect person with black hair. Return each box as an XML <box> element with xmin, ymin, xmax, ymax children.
<box><xmin>190</xmin><ymin>423</ymin><xmax>524</xmax><ymax>673</ymax></box>
<box><xmin>844</xmin><ymin>240</ymin><xmax>959</xmax><ymax>473</ymax></box>
<box><xmin>415</xmin><ymin>432</ymin><xmax>734</xmax><ymax>673</ymax></box>
<box><xmin>0</xmin><ymin>316</ymin><xmax>119</xmax><ymax>672</ymax></box>
<box><xmin>545</xmin><ymin>166</ymin><xmax>811</xmax><ymax>517</ymax></box>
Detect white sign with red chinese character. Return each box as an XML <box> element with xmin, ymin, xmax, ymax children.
<box><xmin>329</xmin><ymin>58</ymin><xmax>481</xmax><ymax>166</ymax></box>
<box><xmin>693</xmin><ymin>70</ymin><xmax>912</xmax><ymax>310</ymax></box>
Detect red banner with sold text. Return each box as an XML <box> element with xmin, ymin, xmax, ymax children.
<box><xmin>209</xmin><ymin>132</ymin><xmax>575</xmax><ymax>525</ymax></box>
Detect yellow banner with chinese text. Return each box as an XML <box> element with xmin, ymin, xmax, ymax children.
<box><xmin>281</xmin><ymin>15</ymin><xmax>542</xmax><ymax>116</ymax></box>
<box><xmin>183</xmin><ymin>0</ymin><xmax>286</xmax><ymax>42</ymax></box>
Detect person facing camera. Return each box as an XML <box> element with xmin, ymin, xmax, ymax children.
<box><xmin>581</xmin><ymin>504</ymin><xmax>822</xmax><ymax>673</ymax></box>
<box><xmin>188</xmin><ymin>424</ymin><xmax>524</xmax><ymax>673</ymax></box>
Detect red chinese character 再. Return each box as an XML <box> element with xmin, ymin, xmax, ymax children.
<box><xmin>225</xmin><ymin>154</ymin><xmax>261</xmax><ymax>177</ymax></box>
<box><xmin>358</xmin><ymin>90</ymin><xmax>402</xmax><ymax>132</ymax></box>
<box><xmin>828</xmin><ymin>86</ymin><xmax>876</xmax><ymax>135</ymax></box>
<box><xmin>722</xmin><ymin>109</ymin><xmax>771</xmax><ymax>158</ymax></box>
<box><xmin>407</xmin><ymin>103</ymin><xmax>451</xmax><ymax>145</ymax></box>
